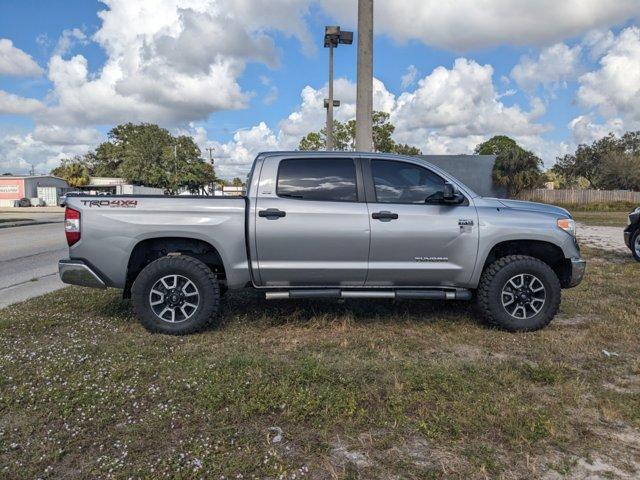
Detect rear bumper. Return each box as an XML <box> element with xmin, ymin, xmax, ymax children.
<box><xmin>58</xmin><ymin>259</ymin><xmax>107</xmax><ymax>289</ymax></box>
<box><xmin>567</xmin><ymin>257</ymin><xmax>586</xmax><ymax>288</ymax></box>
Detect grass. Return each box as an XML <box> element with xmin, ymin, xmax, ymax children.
<box><xmin>550</xmin><ymin>201</ymin><xmax>637</xmax><ymax>213</ymax></box>
<box><xmin>1</xmin><ymin>248</ymin><xmax>639</xmax><ymax>478</ymax></box>
<box><xmin>571</xmin><ymin>211</ymin><xmax>630</xmax><ymax>227</ymax></box>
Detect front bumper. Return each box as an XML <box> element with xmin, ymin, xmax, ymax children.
<box><xmin>567</xmin><ymin>257</ymin><xmax>586</xmax><ymax>288</ymax></box>
<box><xmin>624</xmin><ymin>228</ymin><xmax>632</xmax><ymax>249</ymax></box>
<box><xmin>59</xmin><ymin>259</ymin><xmax>107</xmax><ymax>289</ymax></box>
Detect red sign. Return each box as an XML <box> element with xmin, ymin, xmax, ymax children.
<box><xmin>0</xmin><ymin>179</ymin><xmax>24</xmax><ymax>199</ymax></box>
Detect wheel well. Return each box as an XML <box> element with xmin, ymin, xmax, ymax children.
<box><xmin>124</xmin><ymin>237</ymin><xmax>226</xmax><ymax>298</ymax></box>
<box><xmin>482</xmin><ymin>240</ymin><xmax>572</xmax><ymax>287</ymax></box>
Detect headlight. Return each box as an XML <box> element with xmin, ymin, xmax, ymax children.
<box><xmin>557</xmin><ymin>218</ymin><xmax>576</xmax><ymax>236</ymax></box>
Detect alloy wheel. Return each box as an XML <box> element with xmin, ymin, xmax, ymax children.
<box><xmin>500</xmin><ymin>273</ymin><xmax>546</xmax><ymax>320</ymax></box>
<box><xmin>148</xmin><ymin>274</ymin><xmax>200</xmax><ymax>323</ymax></box>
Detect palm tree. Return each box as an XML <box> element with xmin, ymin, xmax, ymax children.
<box><xmin>493</xmin><ymin>148</ymin><xmax>544</xmax><ymax>198</ymax></box>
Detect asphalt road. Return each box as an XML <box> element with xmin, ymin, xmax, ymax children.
<box><xmin>0</xmin><ymin>221</ymin><xmax>67</xmax><ymax>309</ymax></box>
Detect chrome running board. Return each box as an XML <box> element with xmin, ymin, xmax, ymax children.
<box><xmin>265</xmin><ymin>288</ymin><xmax>472</xmax><ymax>301</ymax></box>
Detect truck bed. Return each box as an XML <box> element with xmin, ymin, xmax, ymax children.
<box><xmin>65</xmin><ymin>195</ymin><xmax>249</xmax><ymax>289</ymax></box>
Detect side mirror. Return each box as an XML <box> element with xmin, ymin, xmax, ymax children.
<box><xmin>443</xmin><ymin>183</ymin><xmax>464</xmax><ymax>204</ymax></box>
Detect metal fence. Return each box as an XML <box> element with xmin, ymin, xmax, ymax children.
<box><xmin>519</xmin><ymin>189</ymin><xmax>640</xmax><ymax>204</ymax></box>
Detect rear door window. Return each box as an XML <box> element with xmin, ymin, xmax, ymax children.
<box><xmin>277</xmin><ymin>158</ymin><xmax>358</xmax><ymax>202</ymax></box>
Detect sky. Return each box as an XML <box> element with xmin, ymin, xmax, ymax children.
<box><xmin>0</xmin><ymin>0</ymin><xmax>639</xmax><ymax>179</ymax></box>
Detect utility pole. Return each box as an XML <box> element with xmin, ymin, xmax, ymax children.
<box><xmin>327</xmin><ymin>41</ymin><xmax>335</xmax><ymax>150</ymax></box>
<box><xmin>324</xmin><ymin>26</ymin><xmax>353</xmax><ymax>151</ymax></box>
<box><xmin>355</xmin><ymin>0</ymin><xmax>374</xmax><ymax>152</ymax></box>
<box><xmin>206</xmin><ymin>146</ymin><xmax>215</xmax><ymax>196</ymax></box>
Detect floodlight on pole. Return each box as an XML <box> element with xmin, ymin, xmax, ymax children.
<box><xmin>324</xmin><ymin>26</ymin><xmax>353</xmax><ymax>151</ymax></box>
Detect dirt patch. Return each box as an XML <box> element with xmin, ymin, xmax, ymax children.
<box><xmin>331</xmin><ymin>438</ymin><xmax>373</xmax><ymax>469</ymax></box>
<box><xmin>553</xmin><ymin>314</ymin><xmax>602</xmax><ymax>327</ymax></box>
<box><xmin>603</xmin><ymin>375</ymin><xmax>640</xmax><ymax>395</ymax></box>
<box><xmin>576</xmin><ymin>223</ymin><xmax>628</xmax><ymax>253</ymax></box>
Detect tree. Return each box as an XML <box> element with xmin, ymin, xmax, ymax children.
<box><xmin>493</xmin><ymin>148</ymin><xmax>544</xmax><ymax>197</ymax></box>
<box><xmin>232</xmin><ymin>177</ymin><xmax>244</xmax><ymax>187</ymax></box>
<box><xmin>600</xmin><ymin>151</ymin><xmax>640</xmax><ymax>191</ymax></box>
<box><xmin>553</xmin><ymin>131</ymin><xmax>640</xmax><ymax>189</ymax></box>
<box><xmin>474</xmin><ymin>135</ymin><xmax>520</xmax><ymax>156</ymax></box>
<box><xmin>393</xmin><ymin>143</ymin><xmax>421</xmax><ymax>155</ymax></box>
<box><xmin>298</xmin><ymin>111</ymin><xmax>422</xmax><ymax>155</ymax></box>
<box><xmin>51</xmin><ymin>157</ymin><xmax>90</xmax><ymax>187</ymax></box>
<box><xmin>298</xmin><ymin>131</ymin><xmax>324</xmax><ymax>151</ymax></box>
<box><xmin>69</xmin><ymin>123</ymin><xmax>218</xmax><ymax>194</ymax></box>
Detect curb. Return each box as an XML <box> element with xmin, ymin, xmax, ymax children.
<box><xmin>0</xmin><ymin>220</ymin><xmax>64</xmax><ymax>229</ymax></box>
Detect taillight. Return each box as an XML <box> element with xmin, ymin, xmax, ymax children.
<box><xmin>65</xmin><ymin>207</ymin><xmax>81</xmax><ymax>246</ymax></box>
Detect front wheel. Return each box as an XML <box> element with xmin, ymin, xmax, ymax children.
<box><xmin>476</xmin><ymin>255</ymin><xmax>561</xmax><ymax>332</ymax></box>
<box><xmin>131</xmin><ymin>255</ymin><xmax>220</xmax><ymax>335</ymax></box>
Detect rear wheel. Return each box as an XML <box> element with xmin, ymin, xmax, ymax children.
<box><xmin>631</xmin><ymin>229</ymin><xmax>640</xmax><ymax>262</ymax></box>
<box><xmin>477</xmin><ymin>255</ymin><xmax>561</xmax><ymax>332</ymax></box>
<box><xmin>132</xmin><ymin>255</ymin><xmax>220</xmax><ymax>335</ymax></box>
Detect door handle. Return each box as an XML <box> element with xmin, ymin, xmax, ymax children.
<box><xmin>259</xmin><ymin>208</ymin><xmax>286</xmax><ymax>219</ymax></box>
<box><xmin>372</xmin><ymin>211</ymin><xmax>398</xmax><ymax>220</ymax></box>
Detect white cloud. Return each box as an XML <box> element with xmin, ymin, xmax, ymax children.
<box><xmin>207</xmin><ymin>59</ymin><xmax>552</xmax><ymax>178</ymax></box>
<box><xmin>35</xmin><ymin>0</ymin><xmax>315</xmax><ymax>127</ymax></box>
<box><xmin>207</xmin><ymin>122</ymin><xmax>279</xmax><ymax>177</ymax></box>
<box><xmin>276</xmin><ymin>77</ymin><xmax>395</xmax><ymax>150</ymax></box>
<box><xmin>54</xmin><ymin>28</ymin><xmax>88</xmax><ymax>57</ymax></box>
<box><xmin>564</xmin><ymin>26</ymin><xmax>640</xmax><ymax>146</ymax></box>
<box><xmin>577</xmin><ymin>26</ymin><xmax>640</xmax><ymax>123</ymax></box>
<box><xmin>0</xmin><ymin>38</ymin><xmax>43</xmax><ymax>76</ymax></box>
<box><xmin>0</xmin><ymin>128</ymin><xmax>102</xmax><ymax>175</ymax></box>
<box><xmin>392</xmin><ymin>59</ymin><xmax>548</xmax><ymax>141</ymax></box>
<box><xmin>0</xmin><ymin>90</ymin><xmax>44</xmax><ymax>115</ymax></box>
<box><xmin>31</xmin><ymin>125</ymin><xmax>103</xmax><ymax>146</ymax></box>
<box><xmin>511</xmin><ymin>43</ymin><xmax>582</xmax><ymax>94</ymax></box>
<box><xmin>401</xmin><ymin>64</ymin><xmax>418</xmax><ymax>89</ymax></box>
<box><xmin>568</xmin><ymin>115</ymin><xmax>627</xmax><ymax>146</ymax></box>
<box><xmin>320</xmin><ymin>0</ymin><xmax>640</xmax><ymax>51</ymax></box>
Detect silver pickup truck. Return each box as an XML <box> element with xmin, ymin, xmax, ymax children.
<box><xmin>59</xmin><ymin>151</ymin><xmax>585</xmax><ymax>334</ymax></box>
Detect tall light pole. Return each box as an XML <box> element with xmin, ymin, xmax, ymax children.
<box><xmin>324</xmin><ymin>26</ymin><xmax>352</xmax><ymax>150</ymax></box>
<box><xmin>355</xmin><ymin>0</ymin><xmax>374</xmax><ymax>152</ymax></box>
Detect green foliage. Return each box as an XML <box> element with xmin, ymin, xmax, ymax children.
<box><xmin>51</xmin><ymin>157</ymin><xmax>90</xmax><ymax>187</ymax></box>
<box><xmin>553</xmin><ymin>131</ymin><xmax>640</xmax><ymax>190</ymax></box>
<box><xmin>493</xmin><ymin>148</ymin><xmax>544</xmax><ymax>197</ymax></box>
<box><xmin>231</xmin><ymin>177</ymin><xmax>244</xmax><ymax>187</ymax></box>
<box><xmin>475</xmin><ymin>136</ymin><xmax>545</xmax><ymax>197</ymax></box>
<box><xmin>51</xmin><ymin>123</ymin><xmax>217</xmax><ymax>193</ymax></box>
<box><xmin>393</xmin><ymin>143</ymin><xmax>422</xmax><ymax>155</ymax></box>
<box><xmin>298</xmin><ymin>111</ymin><xmax>422</xmax><ymax>155</ymax></box>
<box><xmin>298</xmin><ymin>131</ymin><xmax>324</xmax><ymax>151</ymax></box>
<box><xmin>474</xmin><ymin>135</ymin><xmax>519</xmax><ymax>156</ymax></box>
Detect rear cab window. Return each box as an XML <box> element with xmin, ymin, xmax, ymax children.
<box><xmin>277</xmin><ymin>158</ymin><xmax>358</xmax><ymax>202</ymax></box>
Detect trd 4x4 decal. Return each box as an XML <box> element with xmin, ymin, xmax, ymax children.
<box><xmin>80</xmin><ymin>199</ymin><xmax>138</xmax><ymax>208</ymax></box>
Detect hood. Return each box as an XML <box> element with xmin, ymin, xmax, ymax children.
<box><xmin>491</xmin><ymin>198</ymin><xmax>571</xmax><ymax>217</ymax></box>
<box><xmin>482</xmin><ymin>197</ymin><xmax>573</xmax><ymax>218</ymax></box>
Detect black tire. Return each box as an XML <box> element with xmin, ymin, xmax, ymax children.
<box><xmin>631</xmin><ymin>229</ymin><xmax>640</xmax><ymax>262</ymax></box>
<box><xmin>131</xmin><ymin>255</ymin><xmax>220</xmax><ymax>335</ymax></box>
<box><xmin>476</xmin><ymin>255</ymin><xmax>561</xmax><ymax>332</ymax></box>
